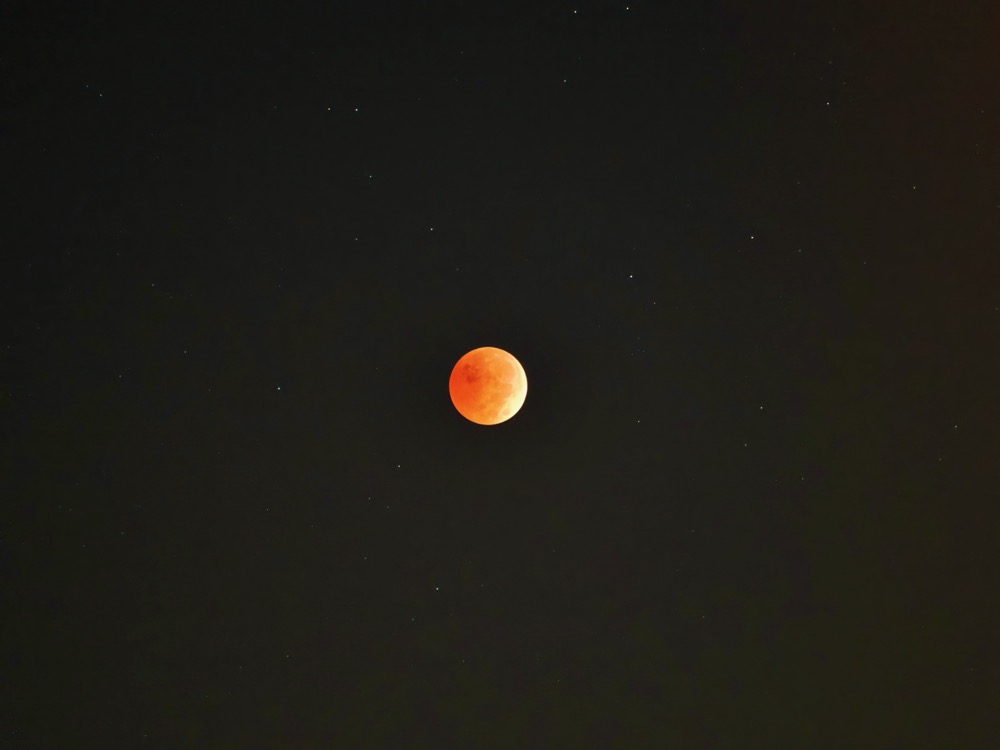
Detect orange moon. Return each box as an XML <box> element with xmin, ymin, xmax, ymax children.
<box><xmin>449</xmin><ymin>346</ymin><xmax>527</xmax><ymax>425</ymax></box>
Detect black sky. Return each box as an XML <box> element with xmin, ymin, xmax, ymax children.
<box><xmin>4</xmin><ymin>1</ymin><xmax>999</xmax><ymax>747</ymax></box>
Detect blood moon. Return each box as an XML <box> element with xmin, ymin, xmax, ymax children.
<box><xmin>449</xmin><ymin>347</ymin><xmax>527</xmax><ymax>425</ymax></box>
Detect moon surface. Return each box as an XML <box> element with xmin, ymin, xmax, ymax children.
<box><xmin>449</xmin><ymin>347</ymin><xmax>527</xmax><ymax>425</ymax></box>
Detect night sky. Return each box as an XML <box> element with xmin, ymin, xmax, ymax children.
<box><xmin>4</xmin><ymin>1</ymin><xmax>999</xmax><ymax>746</ymax></box>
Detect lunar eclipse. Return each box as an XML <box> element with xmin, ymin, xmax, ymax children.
<box><xmin>449</xmin><ymin>347</ymin><xmax>527</xmax><ymax>425</ymax></box>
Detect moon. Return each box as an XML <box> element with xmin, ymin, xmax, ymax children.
<box><xmin>449</xmin><ymin>346</ymin><xmax>528</xmax><ymax>425</ymax></box>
